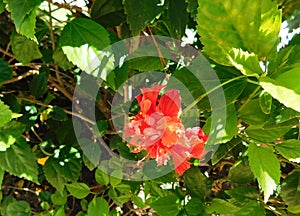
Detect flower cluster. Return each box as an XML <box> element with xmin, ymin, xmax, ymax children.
<box><xmin>124</xmin><ymin>84</ymin><xmax>208</xmax><ymax>175</ymax></box>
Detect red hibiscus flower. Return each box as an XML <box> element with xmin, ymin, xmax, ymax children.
<box><xmin>124</xmin><ymin>84</ymin><xmax>208</xmax><ymax>175</ymax></box>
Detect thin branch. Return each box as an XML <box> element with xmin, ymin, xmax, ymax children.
<box><xmin>45</xmin><ymin>0</ymin><xmax>85</xmax><ymax>13</ymax></box>
<box><xmin>48</xmin><ymin>76</ymin><xmax>73</xmax><ymax>101</ymax></box>
<box><xmin>2</xmin><ymin>70</ymin><xmax>38</xmax><ymax>85</ymax></box>
<box><xmin>18</xmin><ymin>97</ymin><xmax>95</xmax><ymax>125</ymax></box>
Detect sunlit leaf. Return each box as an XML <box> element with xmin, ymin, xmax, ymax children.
<box><xmin>0</xmin><ymin>100</ymin><xmax>12</xmax><ymax>128</ymax></box>
<box><xmin>248</xmin><ymin>143</ymin><xmax>280</xmax><ymax>203</ymax></box>
<box><xmin>260</xmin><ymin>68</ymin><xmax>300</xmax><ymax>112</ymax></box>
<box><xmin>228</xmin><ymin>48</ymin><xmax>262</xmax><ymax>77</ymax></box>
<box><xmin>3</xmin><ymin>0</ymin><xmax>42</xmax><ymax>40</ymax></box>
<box><xmin>197</xmin><ymin>0</ymin><xmax>281</xmax><ymax>65</ymax></box>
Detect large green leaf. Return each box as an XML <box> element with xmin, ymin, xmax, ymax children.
<box><xmin>276</xmin><ymin>140</ymin><xmax>300</xmax><ymax>162</ymax></box>
<box><xmin>43</xmin><ymin>146</ymin><xmax>81</xmax><ymax>193</ymax></box>
<box><xmin>0</xmin><ymin>58</ymin><xmax>12</xmax><ymax>84</ymax></box>
<box><xmin>60</xmin><ymin>18</ymin><xmax>112</xmax><ymax>78</ymax></box>
<box><xmin>0</xmin><ymin>138</ymin><xmax>38</xmax><ymax>183</ymax></box>
<box><xmin>150</xmin><ymin>195</ymin><xmax>181</xmax><ymax>216</ymax></box>
<box><xmin>0</xmin><ymin>100</ymin><xmax>12</xmax><ymax>128</ymax></box>
<box><xmin>281</xmin><ymin>170</ymin><xmax>300</xmax><ymax>209</ymax></box>
<box><xmin>183</xmin><ymin>167</ymin><xmax>211</xmax><ymax>200</ymax></box>
<box><xmin>197</xmin><ymin>0</ymin><xmax>281</xmax><ymax>65</ymax></box>
<box><xmin>246</xmin><ymin>118</ymin><xmax>298</xmax><ymax>142</ymax></box>
<box><xmin>0</xmin><ymin>121</ymin><xmax>25</xmax><ymax>151</ymax></box>
<box><xmin>4</xmin><ymin>0</ymin><xmax>42</xmax><ymax>40</ymax></box>
<box><xmin>87</xmin><ymin>197</ymin><xmax>109</xmax><ymax>216</ymax></box>
<box><xmin>124</xmin><ymin>0</ymin><xmax>165</xmax><ymax>35</ymax></box>
<box><xmin>10</xmin><ymin>31</ymin><xmax>42</xmax><ymax>64</ymax></box>
<box><xmin>248</xmin><ymin>143</ymin><xmax>280</xmax><ymax>203</ymax></box>
<box><xmin>260</xmin><ymin>68</ymin><xmax>300</xmax><ymax>112</ymax></box>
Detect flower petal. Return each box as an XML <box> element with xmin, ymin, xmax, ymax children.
<box><xmin>158</xmin><ymin>89</ymin><xmax>181</xmax><ymax>117</ymax></box>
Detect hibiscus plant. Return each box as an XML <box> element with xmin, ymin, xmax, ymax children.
<box><xmin>0</xmin><ymin>0</ymin><xmax>300</xmax><ymax>215</ymax></box>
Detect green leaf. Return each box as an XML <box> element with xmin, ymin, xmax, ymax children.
<box><xmin>87</xmin><ymin>197</ymin><xmax>109</xmax><ymax>216</ymax></box>
<box><xmin>281</xmin><ymin>170</ymin><xmax>300</xmax><ymax>209</ymax></box>
<box><xmin>49</xmin><ymin>106</ymin><xmax>67</xmax><ymax>121</ymax></box>
<box><xmin>259</xmin><ymin>91</ymin><xmax>273</xmax><ymax>114</ymax></box>
<box><xmin>43</xmin><ymin>146</ymin><xmax>81</xmax><ymax>193</ymax></box>
<box><xmin>0</xmin><ymin>196</ymin><xmax>16</xmax><ymax>216</ymax></box>
<box><xmin>287</xmin><ymin>204</ymin><xmax>300</xmax><ymax>214</ymax></box>
<box><xmin>276</xmin><ymin>108</ymin><xmax>300</xmax><ymax>124</ymax></box>
<box><xmin>0</xmin><ymin>138</ymin><xmax>38</xmax><ymax>182</ymax></box>
<box><xmin>129</xmin><ymin>57</ymin><xmax>162</xmax><ymax>71</ymax></box>
<box><xmin>228</xmin><ymin>48</ymin><xmax>262</xmax><ymax>77</ymax></box>
<box><xmin>60</xmin><ymin>18</ymin><xmax>112</xmax><ymax>79</ymax></box>
<box><xmin>245</xmin><ymin>118</ymin><xmax>298</xmax><ymax>142</ymax></box>
<box><xmin>124</xmin><ymin>0</ymin><xmax>165</xmax><ymax>35</ymax></box>
<box><xmin>150</xmin><ymin>195</ymin><xmax>181</xmax><ymax>216</ymax></box>
<box><xmin>66</xmin><ymin>182</ymin><xmax>90</xmax><ymax>199</ymax></box>
<box><xmin>203</xmin><ymin>104</ymin><xmax>238</xmax><ymax>144</ymax></box>
<box><xmin>276</xmin><ymin>140</ymin><xmax>300</xmax><ymax>162</ymax></box>
<box><xmin>53</xmin><ymin>46</ymin><xmax>74</xmax><ymax>71</ymax></box>
<box><xmin>0</xmin><ymin>121</ymin><xmax>25</xmax><ymax>151</ymax></box>
<box><xmin>0</xmin><ymin>1</ymin><xmax>5</xmax><ymax>14</ymax></box>
<box><xmin>110</xmin><ymin>169</ymin><xmax>122</xmax><ymax>187</ymax></box>
<box><xmin>10</xmin><ymin>31</ymin><xmax>42</xmax><ymax>64</ymax></box>
<box><xmin>168</xmin><ymin>0</ymin><xmax>189</xmax><ymax>38</ymax></box>
<box><xmin>197</xmin><ymin>0</ymin><xmax>281</xmax><ymax>65</ymax></box>
<box><xmin>205</xmin><ymin>198</ymin><xmax>240</xmax><ymax>214</ymax></box>
<box><xmin>0</xmin><ymin>100</ymin><xmax>12</xmax><ymax>128</ymax></box>
<box><xmin>91</xmin><ymin>0</ymin><xmax>125</xmax><ymax>27</ymax></box>
<box><xmin>95</xmin><ymin>168</ymin><xmax>109</xmax><ymax>186</ymax></box>
<box><xmin>4</xmin><ymin>0</ymin><xmax>42</xmax><ymax>40</ymax></box>
<box><xmin>51</xmin><ymin>190</ymin><xmax>67</xmax><ymax>206</ymax></box>
<box><xmin>108</xmin><ymin>187</ymin><xmax>131</xmax><ymax>205</ymax></box>
<box><xmin>234</xmin><ymin>200</ymin><xmax>265</xmax><ymax>216</ymax></box>
<box><xmin>0</xmin><ymin>166</ymin><xmax>4</xmax><ymax>202</ymax></box>
<box><xmin>185</xmin><ymin>198</ymin><xmax>204</xmax><ymax>215</ymax></box>
<box><xmin>0</xmin><ymin>58</ymin><xmax>12</xmax><ymax>84</ymax></box>
<box><xmin>29</xmin><ymin>68</ymin><xmax>49</xmax><ymax>98</ymax></box>
<box><xmin>54</xmin><ymin>206</ymin><xmax>65</xmax><ymax>216</ymax></box>
<box><xmin>225</xmin><ymin>187</ymin><xmax>259</xmax><ymax>203</ymax></box>
<box><xmin>248</xmin><ymin>143</ymin><xmax>280</xmax><ymax>203</ymax></box>
<box><xmin>260</xmin><ymin>68</ymin><xmax>300</xmax><ymax>112</ymax></box>
<box><xmin>228</xmin><ymin>159</ymin><xmax>254</xmax><ymax>184</ymax></box>
<box><xmin>183</xmin><ymin>167</ymin><xmax>211</xmax><ymax>200</ymax></box>
<box><xmin>81</xmin><ymin>139</ymin><xmax>101</xmax><ymax>170</ymax></box>
<box><xmin>239</xmin><ymin>99</ymin><xmax>270</xmax><ymax>126</ymax></box>
<box><xmin>186</xmin><ymin>0</ymin><xmax>198</xmax><ymax>19</ymax></box>
<box><xmin>6</xmin><ymin>201</ymin><xmax>31</xmax><ymax>216</ymax></box>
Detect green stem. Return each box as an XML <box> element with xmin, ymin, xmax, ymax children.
<box><xmin>180</xmin><ymin>75</ymin><xmax>245</xmax><ymax>115</ymax></box>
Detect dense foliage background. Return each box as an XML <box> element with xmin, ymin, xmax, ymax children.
<box><xmin>0</xmin><ymin>0</ymin><xmax>300</xmax><ymax>215</ymax></box>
